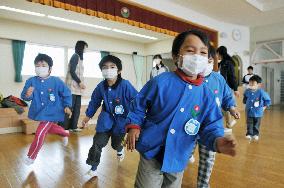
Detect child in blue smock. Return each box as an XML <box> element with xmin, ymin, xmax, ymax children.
<box><xmin>80</xmin><ymin>55</ymin><xmax>138</xmax><ymax>177</ymax></box>
<box><xmin>126</xmin><ymin>30</ymin><xmax>237</xmax><ymax>188</ymax></box>
<box><xmin>243</xmin><ymin>75</ymin><xmax>271</xmax><ymax>141</ymax></box>
<box><xmin>192</xmin><ymin>45</ymin><xmax>240</xmax><ymax>188</ymax></box>
<box><xmin>21</xmin><ymin>54</ymin><xmax>72</xmax><ymax>165</ymax></box>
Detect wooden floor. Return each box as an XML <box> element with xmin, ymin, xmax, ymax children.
<box><xmin>0</xmin><ymin>106</ymin><xmax>284</xmax><ymax>188</ymax></box>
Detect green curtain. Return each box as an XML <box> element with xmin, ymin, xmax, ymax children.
<box><xmin>12</xmin><ymin>40</ymin><xmax>26</xmax><ymax>82</ymax></box>
<box><xmin>132</xmin><ymin>54</ymin><xmax>145</xmax><ymax>90</ymax></box>
<box><xmin>100</xmin><ymin>51</ymin><xmax>110</xmax><ymax>59</ymax></box>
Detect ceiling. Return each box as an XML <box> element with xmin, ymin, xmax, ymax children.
<box><xmin>171</xmin><ymin>0</ymin><xmax>284</xmax><ymax>27</ymax></box>
<box><xmin>0</xmin><ymin>0</ymin><xmax>172</xmax><ymax>44</ymax></box>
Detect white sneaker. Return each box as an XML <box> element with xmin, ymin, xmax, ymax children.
<box><xmin>227</xmin><ymin>120</ymin><xmax>237</xmax><ymax>128</ymax></box>
<box><xmin>117</xmin><ymin>148</ymin><xmax>125</xmax><ymax>162</ymax></box>
<box><xmin>86</xmin><ymin>169</ymin><xmax>98</xmax><ymax>177</ymax></box>
<box><xmin>189</xmin><ymin>155</ymin><xmax>195</xmax><ymax>164</ymax></box>
<box><xmin>245</xmin><ymin>135</ymin><xmax>252</xmax><ymax>141</ymax></box>
<box><xmin>253</xmin><ymin>135</ymin><xmax>259</xmax><ymax>141</ymax></box>
<box><xmin>24</xmin><ymin>157</ymin><xmax>34</xmax><ymax>166</ymax></box>
<box><xmin>62</xmin><ymin>137</ymin><xmax>68</xmax><ymax>146</ymax></box>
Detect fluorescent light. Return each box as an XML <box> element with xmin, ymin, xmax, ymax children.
<box><xmin>112</xmin><ymin>29</ymin><xmax>158</xmax><ymax>40</ymax></box>
<box><xmin>0</xmin><ymin>5</ymin><xmax>45</xmax><ymax>17</ymax></box>
<box><xmin>47</xmin><ymin>15</ymin><xmax>112</xmax><ymax>31</ymax></box>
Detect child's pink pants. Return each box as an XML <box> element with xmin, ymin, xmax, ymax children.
<box><xmin>27</xmin><ymin>121</ymin><xmax>69</xmax><ymax>159</ymax></box>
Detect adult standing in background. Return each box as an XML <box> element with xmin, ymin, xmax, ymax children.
<box><xmin>217</xmin><ymin>46</ymin><xmax>240</xmax><ymax>128</ymax></box>
<box><xmin>150</xmin><ymin>54</ymin><xmax>169</xmax><ymax>79</ymax></box>
<box><xmin>64</xmin><ymin>40</ymin><xmax>88</xmax><ymax>132</ymax></box>
<box><xmin>242</xmin><ymin>66</ymin><xmax>254</xmax><ymax>89</ymax></box>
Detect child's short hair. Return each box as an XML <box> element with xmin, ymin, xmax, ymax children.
<box><xmin>172</xmin><ymin>29</ymin><xmax>210</xmax><ymax>58</ymax></box>
<box><xmin>153</xmin><ymin>54</ymin><xmax>162</xmax><ymax>60</ymax></box>
<box><xmin>249</xmin><ymin>75</ymin><xmax>262</xmax><ymax>83</ymax></box>
<box><xmin>99</xmin><ymin>55</ymin><xmax>122</xmax><ymax>71</ymax></box>
<box><xmin>34</xmin><ymin>53</ymin><xmax>53</xmax><ymax>67</ymax></box>
<box><xmin>247</xmin><ymin>66</ymin><xmax>253</xmax><ymax>70</ymax></box>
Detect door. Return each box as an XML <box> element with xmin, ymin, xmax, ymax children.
<box><xmin>262</xmin><ymin>67</ymin><xmax>274</xmax><ymax>104</ymax></box>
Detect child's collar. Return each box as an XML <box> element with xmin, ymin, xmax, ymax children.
<box><xmin>175</xmin><ymin>69</ymin><xmax>204</xmax><ymax>86</ymax></box>
<box><xmin>103</xmin><ymin>76</ymin><xmax>122</xmax><ymax>89</ymax></box>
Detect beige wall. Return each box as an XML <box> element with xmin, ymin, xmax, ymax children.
<box><xmin>0</xmin><ymin>19</ymin><xmax>142</xmax><ymax>99</ymax></box>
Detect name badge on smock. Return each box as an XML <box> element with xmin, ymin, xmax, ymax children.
<box><xmin>49</xmin><ymin>93</ymin><xmax>55</xmax><ymax>102</ymax></box>
<box><xmin>184</xmin><ymin>119</ymin><xmax>200</xmax><ymax>135</ymax></box>
<box><xmin>254</xmin><ymin>101</ymin><xmax>259</xmax><ymax>107</ymax></box>
<box><xmin>115</xmin><ymin>105</ymin><xmax>124</xmax><ymax>115</ymax></box>
<box><xmin>215</xmin><ymin>97</ymin><xmax>221</xmax><ymax>107</ymax></box>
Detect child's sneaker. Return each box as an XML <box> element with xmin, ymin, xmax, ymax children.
<box><xmin>253</xmin><ymin>135</ymin><xmax>259</xmax><ymax>141</ymax></box>
<box><xmin>245</xmin><ymin>135</ymin><xmax>252</xmax><ymax>141</ymax></box>
<box><xmin>86</xmin><ymin>165</ymin><xmax>98</xmax><ymax>177</ymax></box>
<box><xmin>62</xmin><ymin>136</ymin><xmax>68</xmax><ymax>146</ymax></box>
<box><xmin>189</xmin><ymin>155</ymin><xmax>195</xmax><ymax>164</ymax></box>
<box><xmin>117</xmin><ymin>148</ymin><xmax>125</xmax><ymax>162</ymax></box>
<box><xmin>24</xmin><ymin>156</ymin><xmax>34</xmax><ymax>166</ymax></box>
<box><xmin>86</xmin><ymin>169</ymin><xmax>98</xmax><ymax>177</ymax></box>
<box><xmin>227</xmin><ymin>120</ymin><xmax>237</xmax><ymax>128</ymax></box>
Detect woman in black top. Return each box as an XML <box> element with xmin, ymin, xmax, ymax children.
<box><xmin>217</xmin><ymin>46</ymin><xmax>240</xmax><ymax>128</ymax></box>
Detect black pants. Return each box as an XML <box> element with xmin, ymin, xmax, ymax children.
<box><xmin>246</xmin><ymin>117</ymin><xmax>261</xmax><ymax>136</ymax></box>
<box><xmin>86</xmin><ymin>132</ymin><xmax>125</xmax><ymax>167</ymax></box>
<box><xmin>60</xmin><ymin>94</ymin><xmax>81</xmax><ymax>130</ymax></box>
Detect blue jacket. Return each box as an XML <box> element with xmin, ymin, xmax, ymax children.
<box><xmin>86</xmin><ymin>78</ymin><xmax>137</xmax><ymax>135</ymax></box>
<box><xmin>21</xmin><ymin>76</ymin><xmax>72</xmax><ymax>122</ymax></box>
<box><xmin>204</xmin><ymin>72</ymin><xmax>236</xmax><ymax>111</ymax></box>
<box><xmin>243</xmin><ymin>88</ymin><xmax>271</xmax><ymax>117</ymax></box>
<box><xmin>126</xmin><ymin>72</ymin><xmax>224</xmax><ymax>173</ymax></box>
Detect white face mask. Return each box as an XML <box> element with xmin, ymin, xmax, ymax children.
<box><xmin>102</xmin><ymin>68</ymin><xmax>118</xmax><ymax>79</ymax></box>
<box><xmin>204</xmin><ymin>63</ymin><xmax>214</xmax><ymax>77</ymax></box>
<box><xmin>153</xmin><ymin>59</ymin><xmax>161</xmax><ymax>66</ymax></box>
<box><xmin>248</xmin><ymin>85</ymin><xmax>258</xmax><ymax>90</ymax></box>
<box><xmin>35</xmin><ymin>67</ymin><xmax>50</xmax><ymax>78</ymax></box>
<box><xmin>179</xmin><ymin>54</ymin><xmax>208</xmax><ymax>76</ymax></box>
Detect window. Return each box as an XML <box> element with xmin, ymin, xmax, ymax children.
<box><xmin>22</xmin><ymin>43</ymin><xmax>65</xmax><ymax>76</ymax></box>
<box><xmin>68</xmin><ymin>49</ymin><xmax>102</xmax><ymax>78</ymax></box>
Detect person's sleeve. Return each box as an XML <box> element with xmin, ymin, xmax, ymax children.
<box><xmin>165</xmin><ymin>66</ymin><xmax>170</xmax><ymax>72</ymax></box>
<box><xmin>85</xmin><ymin>86</ymin><xmax>103</xmax><ymax>118</ymax></box>
<box><xmin>262</xmin><ymin>90</ymin><xmax>271</xmax><ymax>107</ymax></box>
<box><xmin>69</xmin><ymin>54</ymin><xmax>81</xmax><ymax>84</ymax></box>
<box><xmin>227</xmin><ymin>62</ymin><xmax>238</xmax><ymax>91</ymax></box>
<box><xmin>125</xmin><ymin>81</ymin><xmax>138</xmax><ymax>102</ymax></box>
<box><xmin>198</xmin><ymin>95</ymin><xmax>224</xmax><ymax>152</ymax></box>
<box><xmin>221</xmin><ymin>80</ymin><xmax>236</xmax><ymax>111</ymax></box>
<box><xmin>243</xmin><ymin>90</ymin><xmax>248</xmax><ymax>104</ymax></box>
<box><xmin>126</xmin><ymin>79</ymin><xmax>158</xmax><ymax>129</ymax></box>
<box><xmin>21</xmin><ymin>78</ymin><xmax>33</xmax><ymax>101</ymax></box>
<box><xmin>58</xmin><ymin>78</ymin><xmax>72</xmax><ymax>108</ymax></box>
<box><xmin>242</xmin><ymin>75</ymin><xmax>246</xmax><ymax>84</ymax></box>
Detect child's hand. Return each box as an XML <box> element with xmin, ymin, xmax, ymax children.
<box><xmin>64</xmin><ymin>107</ymin><xmax>72</xmax><ymax>118</ymax></box>
<box><xmin>216</xmin><ymin>136</ymin><xmax>237</xmax><ymax>157</ymax></box>
<box><xmin>25</xmin><ymin>87</ymin><xmax>34</xmax><ymax>98</ymax></box>
<box><xmin>263</xmin><ymin>106</ymin><xmax>267</xmax><ymax>111</ymax></box>
<box><xmin>79</xmin><ymin>83</ymin><xmax>86</xmax><ymax>90</ymax></box>
<box><xmin>80</xmin><ymin>117</ymin><xmax>90</xmax><ymax>129</ymax></box>
<box><xmin>126</xmin><ymin>128</ymin><xmax>140</xmax><ymax>152</ymax></box>
<box><xmin>229</xmin><ymin>107</ymin><xmax>241</xmax><ymax>119</ymax></box>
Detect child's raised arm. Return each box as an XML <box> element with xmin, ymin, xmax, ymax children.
<box><xmin>21</xmin><ymin>78</ymin><xmax>34</xmax><ymax>101</ymax></box>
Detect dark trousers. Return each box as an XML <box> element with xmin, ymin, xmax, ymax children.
<box><xmin>86</xmin><ymin>132</ymin><xmax>125</xmax><ymax>167</ymax></box>
<box><xmin>246</xmin><ymin>117</ymin><xmax>261</xmax><ymax>136</ymax></box>
<box><xmin>60</xmin><ymin>94</ymin><xmax>81</xmax><ymax>130</ymax></box>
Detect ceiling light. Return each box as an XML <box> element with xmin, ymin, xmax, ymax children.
<box><xmin>47</xmin><ymin>15</ymin><xmax>112</xmax><ymax>30</ymax></box>
<box><xmin>112</xmin><ymin>29</ymin><xmax>158</xmax><ymax>40</ymax></box>
<box><xmin>0</xmin><ymin>5</ymin><xmax>45</xmax><ymax>17</ymax></box>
